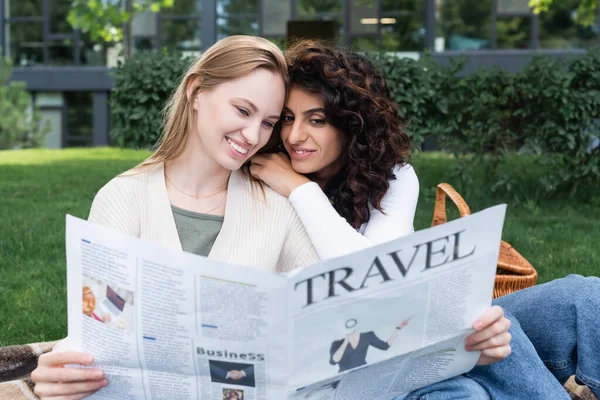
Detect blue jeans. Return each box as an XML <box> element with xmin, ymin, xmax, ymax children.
<box><xmin>403</xmin><ymin>274</ymin><xmax>600</xmax><ymax>399</ymax></box>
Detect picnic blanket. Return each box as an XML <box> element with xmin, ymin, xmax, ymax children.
<box><xmin>0</xmin><ymin>340</ymin><xmax>595</xmax><ymax>399</ymax></box>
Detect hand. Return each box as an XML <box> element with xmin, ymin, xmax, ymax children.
<box><xmin>102</xmin><ymin>314</ymin><xmax>111</xmax><ymax>324</ymax></box>
<box><xmin>465</xmin><ymin>306</ymin><xmax>512</xmax><ymax>366</ymax></box>
<box><xmin>398</xmin><ymin>319</ymin><xmax>409</xmax><ymax>328</ymax></box>
<box><xmin>249</xmin><ymin>153</ymin><xmax>311</xmax><ymax>197</ymax></box>
<box><xmin>228</xmin><ymin>370</ymin><xmax>245</xmax><ymax>380</ymax></box>
<box><xmin>32</xmin><ymin>351</ymin><xmax>107</xmax><ymax>399</ymax></box>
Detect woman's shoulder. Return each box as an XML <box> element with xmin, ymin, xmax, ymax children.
<box><xmin>392</xmin><ymin>163</ymin><xmax>417</xmax><ymax>178</ymax></box>
<box><xmin>390</xmin><ymin>163</ymin><xmax>419</xmax><ymax>190</ymax></box>
<box><xmin>233</xmin><ymin>170</ymin><xmax>299</xmax><ymax>218</ymax></box>
<box><xmin>94</xmin><ymin>163</ymin><xmax>158</xmax><ymax>200</ymax></box>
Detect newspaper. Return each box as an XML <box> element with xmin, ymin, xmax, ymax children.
<box><xmin>65</xmin><ymin>204</ymin><xmax>506</xmax><ymax>400</ymax></box>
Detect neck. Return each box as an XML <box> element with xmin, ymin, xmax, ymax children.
<box><xmin>310</xmin><ymin>161</ymin><xmax>343</xmax><ymax>191</ymax></box>
<box><xmin>164</xmin><ymin>136</ymin><xmax>231</xmax><ymax>196</ymax></box>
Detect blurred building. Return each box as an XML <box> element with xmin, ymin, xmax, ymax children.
<box><xmin>2</xmin><ymin>0</ymin><xmax>599</xmax><ymax>148</ymax></box>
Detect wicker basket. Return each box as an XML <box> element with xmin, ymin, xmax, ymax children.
<box><xmin>431</xmin><ymin>183</ymin><xmax>538</xmax><ymax>298</ymax></box>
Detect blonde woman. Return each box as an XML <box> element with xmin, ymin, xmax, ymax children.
<box><xmin>31</xmin><ymin>35</ymin><xmax>319</xmax><ymax>399</ymax></box>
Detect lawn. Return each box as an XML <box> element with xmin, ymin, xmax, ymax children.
<box><xmin>1</xmin><ymin>148</ymin><xmax>599</xmax><ymax>346</ymax></box>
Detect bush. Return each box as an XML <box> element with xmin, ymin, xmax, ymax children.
<box><xmin>0</xmin><ymin>56</ymin><xmax>48</xmax><ymax>149</ymax></box>
<box><xmin>110</xmin><ymin>47</ymin><xmax>600</xmax><ymax>197</ymax></box>
<box><xmin>110</xmin><ymin>50</ymin><xmax>194</xmax><ymax>149</ymax></box>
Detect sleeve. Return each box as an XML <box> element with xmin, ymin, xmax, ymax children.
<box><xmin>288</xmin><ymin>164</ymin><xmax>420</xmax><ymax>260</ymax></box>
<box><xmin>210</xmin><ymin>363</ymin><xmax>228</xmax><ymax>378</ymax></box>
<box><xmin>367</xmin><ymin>331</ymin><xmax>390</xmax><ymax>351</ymax></box>
<box><xmin>329</xmin><ymin>340</ymin><xmax>343</xmax><ymax>365</ymax></box>
<box><xmin>242</xmin><ymin>366</ymin><xmax>254</xmax><ymax>379</ymax></box>
<box><xmin>87</xmin><ymin>177</ymin><xmax>141</xmax><ymax>238</ymax></box>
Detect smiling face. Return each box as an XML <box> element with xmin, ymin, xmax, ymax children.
<box><xmin>191</xmin><ymin>67</ymin><xmax>286</xmax><ymax>171</ymax></box>
<box><xmin>280</xmin><ymin>87</ymin><xmax>345</xmax><ymax>180</ymax></box>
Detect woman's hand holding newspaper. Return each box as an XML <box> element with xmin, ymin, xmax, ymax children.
<box><xmin>466</xmin><ymin>305</ymin><xmax>512</xmax><ymax>366</ymax></box>
<box><xmin>31</xmin><ymin>350</ymin><xmax>107</xmax><ymax>399</ymax></box>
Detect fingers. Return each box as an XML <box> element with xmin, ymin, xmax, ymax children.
<box><xmin>466</xmin><ymin>316</ymin><xmax>511</xmax><ymax>347</ymax></box>
<box><xmin>248</xmin><ymin>163</ymin><xmax>263</xmax><ymax>180</ymax></box>
<box><xmin>44</xmin><ymin>389</ymin><xmax>102</xmax><ymax>400</ymax></box>
<box><xmin>476</xmin><ymin>343</ymin><xmax>512</xmax><ymax>366</ymax></box>
<box><xmin>34</xmin><ymin>379</ymin><xmax>107</xmax><ymax>398</ymax></box>
<box><xmin>467</xmin><ymin>331</ymin><xmax>511</xmax><ymax>351</ymax></box>
<box><xmin>32</xmin><ymin>366</ymin><xmax>104</xmax><ymax>383</ymax></box>
<box><xmin>481</xmin><ymin>343</ymin><xmax>512</xmax><ymax>360</ymax></box>
<box><xmin>250</xmin><ymin>154</ymin><xmax>265</xmax><ymax>165</ymax></box>
<box><xmin>473</xmin><ymin>306</ymin><xmax>504</xmax><ymax>330</ymax></box>
<box><xmin>38</xmin><ymin>351</ymin><xmax>94</xmax><ymax>367</ymax></box>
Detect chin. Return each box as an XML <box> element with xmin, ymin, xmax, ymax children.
<box><xmin>219</xmin><ymin>156</ymin><xmax>246</xmax><ymax>171</ymax></box>
<box><xmin>291</xmin><ymin>160</ymin><xmax>319</xmax><ymax>175</ymax></box>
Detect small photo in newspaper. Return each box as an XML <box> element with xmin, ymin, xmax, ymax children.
<box><xmin>82</xmin><ymin>274</ymin><xmax>134</xmax><ymax>332</ymax></box>
<box><xmin>223</xmin><ymin>388</ymin><xmax>245</xmax><ymax>400</ymax></box>
<box><xmin>209</xmin><ymin>360</ymin><xmax>256</xmax><ymax>388</ymax></box>
<box><xmin>293</xmin><ymin>284</ymin><xmax>428</xmax><ymax>387</ymax></box>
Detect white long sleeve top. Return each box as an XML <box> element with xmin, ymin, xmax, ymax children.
<box><xmin>288</xmin><ymin>164</ymin><xmax>419</xmax><ymax>260</ymax></box>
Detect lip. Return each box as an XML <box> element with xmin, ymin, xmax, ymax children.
<box><xmin>288</xmin><ymin>146</ymin><xmax>316</xmax><ymax>160</ymax></box>
<box><xmin>226</xmin><ymin>136</ymin><xmax>251</xmax><ymax>159</ymax></box>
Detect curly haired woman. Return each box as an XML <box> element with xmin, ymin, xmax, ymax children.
<box><xmin>250</xmin><ymin>40</ymin><xmax>600</xmax><ymax>399</ymax></box>
<box><xmin>251</xmin><ymin>40</ymin><xmax>417</xmax><ymax>261</ymax></box>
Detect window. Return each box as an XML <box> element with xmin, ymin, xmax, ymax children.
<box><xmin>350</xmin><ymin>0</ymin><xmax>424</xmax><ymax>52</ymax></box>
<box><xmin>64</xmin><ymin>92</ymin><xmax>93</xmax><ymax>147</ymax></box>
<box><xmin>437</xmin><ymin>0</ymin><xmax>492</xmax><ymax>51</ymax></box>
<box><xmin>159</xmin><ymin>0</ymin><xmax>202</xmax><ymax>51</ymax></box>
<box><xmin>216</xmin><ymin>0</ymin><xmax>259</xmax><ymax>40</ymax></box>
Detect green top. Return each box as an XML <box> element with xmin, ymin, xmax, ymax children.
<box><xmin>171</xmin><ymin>205</ymin><xmax>224</xmax><ymax>257</ymax></box>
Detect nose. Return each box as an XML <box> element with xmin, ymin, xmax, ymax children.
<box><xmin>240</xmin><ymin>120</ymin><xmax>262</xmax><ymax>146</ymax></box>
<box><xmin>286</xmin><ymin>120</ymin><xmax>308</xmax><ymax>145</ymax></box>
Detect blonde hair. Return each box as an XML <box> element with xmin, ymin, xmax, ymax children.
<box><xmin>128</xmin><ymin>35</ymin><xmax>287</xmax><ymax>174</ymax></box>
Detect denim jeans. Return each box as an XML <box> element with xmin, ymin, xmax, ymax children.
<box><xmin>402</xmin><ymin>274</ymin><xmax>600</xmax><ymax>399</ymax></box>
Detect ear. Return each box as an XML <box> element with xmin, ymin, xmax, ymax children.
<box><xmin>186</xmin><ymin>76</ymin><xmax>203</xmax><ymax>110</ymax></box>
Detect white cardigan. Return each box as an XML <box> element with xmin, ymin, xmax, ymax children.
<box><xmin>288</xmin><ymin>164</ymin><xmax>419</xmax><ymax>260</ymax></box>
<box><xmin>88</xmin><ymin>162</ymin><xmax>319</xmax><ymax>272</ymax></box>
<box><xmin>55</xmin><ymin>163</ymin><xmax>318</xmax><ymax>354</ymax></box>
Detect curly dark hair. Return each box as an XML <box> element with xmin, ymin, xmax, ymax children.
<box><xmin>282</xmin><ymin>40</ymin><xmax>412</xmax><ymax>229</ymax></box>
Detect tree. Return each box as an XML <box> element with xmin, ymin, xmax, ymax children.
<box><xmin>530</xmin><ymin>0</ymin><xmax>598</xmax><ymax>27</ymax></box>
<box><xmin>0</xmin><ymin>57</ymin><xmax>49</xmax><ymax>148</ymax></box>
<box><xmin>67</xmin><ymin>0</ymin><xmax>175</xmax><ymax>56</ymax></box>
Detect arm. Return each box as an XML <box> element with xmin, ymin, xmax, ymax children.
<box><xmin>289</xmin><ymin>165</ymin><xmax>419</xmax><ymax>260</ymax></box>
<box><xmin>330</xmin><ymin>339</ymin><xmax>349</xmax><ymax>365</ymax></box>
<box><xmin>386</xmin><ymin>318</ymin><xmax>410</xmax><ymax>346</ymax></box>
<box><xmin>367</xmin><ymin>332</ymin><xmax>391</xmax><ymax>351</ymax></box>
<box><xmin>277</xmin><ymin>199</ymin><xmax>321</xmax><ymax>272</ymax></box>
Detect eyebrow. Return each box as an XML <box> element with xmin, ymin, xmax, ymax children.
<box><xmin>234</xmin><ymin>97</ymin><xmax>280</xmax><ymax>120</ymax></box>
<box><xmin>283</xmin><ymin>106</ymin><xmax>325</xmax><ymax>116</ymax></box>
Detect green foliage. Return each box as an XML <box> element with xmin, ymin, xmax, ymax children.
<box><xmin>67</xmin><ymin>0</ymin><xmax>174</xmax><ymax>44</ymax></box>
<box><xmin>111</xmin><ymin>48</ymin><xmax>600</xmax><ymax>197</ymax></box>
<box><xmin>0</xmin><ymin>57</ymin><xmax>49</xmax><ymax>149</ymax></box>
<box><xmin>110</xmin><ymin>50</ymin><xmax>194</xmax><ymax>149</ymax></box>
<box><xmin>530</xmin><ymin>0</ymin><xmax>598</xmax><ymax>27</ymax></box>
<box><xmin>372</xmin><ymin>53</ymin><xmax>461</xmax><ymax>148</ymax></box>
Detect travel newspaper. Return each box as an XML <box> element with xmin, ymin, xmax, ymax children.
<box><xmin>65</xmin><ymin>204</ymin><xmax>506</xmax><ymax>399</ymax></box>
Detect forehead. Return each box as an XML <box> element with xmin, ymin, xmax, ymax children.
<box><xmin>286</xmin><ymin>87</ymin><xmax>324</xmax><ymax>109</ymax></box>
<box><xmin>212</xmin><ymin>68</ymin><xmax>285</xmax><ymax>112</ymax></box>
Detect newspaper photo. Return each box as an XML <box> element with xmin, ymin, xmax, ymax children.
<box><xmin>64</xmin><ymin>204</ymin><xmax>506</xmax><ymax>400</ymax></box>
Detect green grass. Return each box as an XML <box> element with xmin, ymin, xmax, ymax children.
<box><xmin>1</xmin><ymin>148</ymin><xmax>599</xmax><ymax>346</ymax></box>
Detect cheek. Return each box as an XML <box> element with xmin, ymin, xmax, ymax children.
<box><xmin>280</xmin><ymin>125</ymin><xmax>290</xmax><ymax>142</ymax></box>
<box><xmin>320</xmin><ymin>131</ymin><xmax>344</xmax><ymax>160</ymax></box>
